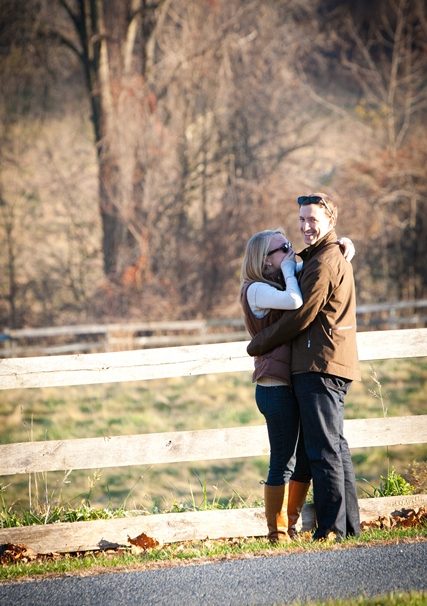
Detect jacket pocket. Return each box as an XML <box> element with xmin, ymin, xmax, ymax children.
<box><xmin>328</xmin><ymin>325</ymin><xmax>354</xmax><ymax>336</ymax></box>
<box><xmin>323</xmin><ymin>375</ymin><xmax>350</xmax><ymax>392</ymax></box>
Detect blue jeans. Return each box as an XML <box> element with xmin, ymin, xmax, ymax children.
<box><xmin>255</xmin><ymin>384</ymin><xmax>311</xmax><ymax>486</ymax></box>
<box><xmin>292</xmin><ymin>372</ymin><xmax>360</xmax><ymax>538</ymax></box>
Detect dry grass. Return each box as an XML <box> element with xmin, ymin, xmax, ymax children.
<box><xmin>0</xmin><ymin>358</ymin><xmax>426</xmax><ymax>513</ymax></box>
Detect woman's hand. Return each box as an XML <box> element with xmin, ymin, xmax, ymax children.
<box><xmin>281</xmin><ymin>252</ymin><xmax>296</xmax><ymax>280</ymax></box>
<box><xmin>337</xmin><ymin>237</ymin><xmax>356</xmax><ymax>263</ymax></box>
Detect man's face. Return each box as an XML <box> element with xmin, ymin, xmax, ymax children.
<box><xmin>299</xmin><ymin>203</ymin><xmax>333</xmax><ymax>246</ymax></box>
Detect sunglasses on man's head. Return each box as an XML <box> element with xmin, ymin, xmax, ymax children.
<box><xmin>297</xmin><ymin>195</ymin><xmax>334</xmax><ymax>216</ymax></box>
<box><xmin>266</xmin><ymin>242</ymin><xmax>291</xmax><ymax>256</ymax></box>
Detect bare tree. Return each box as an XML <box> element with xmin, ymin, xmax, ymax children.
<box><xmin>295</xmin><ymin>0</ymin><xmax>427</xmax><ymax>302</ymax></box>
<box><xmin>0</xmin><ymin>0</ymin><xmax>107</xmax><ymax>326</ymax></box>
<box><xmin>44</xmin><ymin>0</ymin><xmax>166</xmax><ymax>279</ymax></box>
<box><xmin>145</xmin><ymin>0</ymin><xmax>318</xmax><ymax>315</ymax></box>
<box><xmin>337</xmin><ymin>0</ymin><xmax>427</xmax><ymax>300</ymax></box>
<box><xmin>8</xmin><ymin>0</ymin><xmax>424</xmax><ymax>323</ymax></box>
<box><xmin>338</xmin><ymin>0</ymin><xmax>427</xmax><ymax>155</ymax></box>
<box><xmin>0</xmin><ymin>1</ymin><xmax>47</xmax><ymax>326</ymax></box>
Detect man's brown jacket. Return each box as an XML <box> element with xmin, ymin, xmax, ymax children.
<box><xmin>247</xmin><ymin>229</ymin><xmax>361</xmax><ymax>381</ymax></box>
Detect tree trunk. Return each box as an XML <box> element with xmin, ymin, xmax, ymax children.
<box><xmin>61</xmin><ymin>0</ymin><xmax>161</xmax><ymax>278</ymax></box>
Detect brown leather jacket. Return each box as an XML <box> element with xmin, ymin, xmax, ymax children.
<box><xmin>247</xmin><ymin>230</ymin><xmax>361</xmax><ymax>381</ymax></box>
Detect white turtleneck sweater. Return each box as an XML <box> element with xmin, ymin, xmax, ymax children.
<box><xmin>246</xmin><ymin>261</ymin><xmax>303</xmax><ymax>319</ymax></box>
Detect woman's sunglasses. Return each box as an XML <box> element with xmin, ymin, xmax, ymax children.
<box><xmin>266</xmin><ymin>242</ymin><xmax>291</xmax><ymax>256</ymax></box>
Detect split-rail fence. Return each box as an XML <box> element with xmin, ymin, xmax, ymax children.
<box><xmin>0</xmin><ymin>327</ymin><xmax>426</xmax><ymax>554</ymax></box>
<box><xmin>1</xmin><ymin>299</ymin><xmax>427</xmax><ymax>357</ymax></box>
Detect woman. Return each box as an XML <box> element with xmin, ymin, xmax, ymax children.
<box><xmin>240</xmin><ymin>228</ymin><xmax>311</xmax><ymax>542</ymax></box>
<box><xmin>240</xmin><ymin>228</ymin><xmax>355</xmax><ymax>542</ymax></box>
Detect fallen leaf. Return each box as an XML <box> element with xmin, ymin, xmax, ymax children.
<box><xmin>128</xmin><ymin>532</ymin><xmax>159</xmax><ymax>550</ymax></box>
<box><xmin>0</xmin><ymin>543</ymin><xmax>37</xmax><ymax>565</ymax></box>
<box><xmin>361</xmin><ymin>506</ymin><xmax>427</xmax><ymax>530</ymax></box>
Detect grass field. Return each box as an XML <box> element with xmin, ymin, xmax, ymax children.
<box><xmin>1</xmin><ymin>358</ymin><xmax>426</xmax><ymax>515</ymax></box>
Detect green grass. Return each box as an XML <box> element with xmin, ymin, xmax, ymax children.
<box><xmin>361</xmin><ymin>468</ymin><xmax>415</xmax><ymax>498</ymax></box>
<box><xmin>300</xmin><ymin>592</ymin><xmax>427</xmax><ymax>606</ymax></box>
<box><xmin>0</xmin><ymin>358</ymin><xmax>426</xmax><ymax>513</ymax></box>
<box><xmin>1</xmin><ymin>526</ymin><xmax>426</xmax><ymax>584</ymax></box>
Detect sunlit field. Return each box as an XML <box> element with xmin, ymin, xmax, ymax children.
<box><xmin>1</xmin><ymin>358</ymin><xmax>426</xmax><ymax>513</ymax></box>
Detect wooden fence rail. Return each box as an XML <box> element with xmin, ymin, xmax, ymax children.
<box><xmin>0</xmin><ymin>328</ymin><xmax>426</xmax><ymax>554</ymax></box>
<box><xmin>1</xmin><ymin>299</ymin><xmax>426</xmax><ymax>357</ymax></box>
<box><xmin>1</xmin><ymin>416</ymin><xmax>426</xmax><ymax>477</ymax></box>
<box><xmin>1</xmin><ymin>328</ymin><xmax>426</xmax><ymax>390</ymax></box>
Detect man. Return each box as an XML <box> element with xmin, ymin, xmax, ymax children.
<box><xmin>247</xmin><ymin>193</ymin><xmax>361</xmax><ymax>540</ymax></box>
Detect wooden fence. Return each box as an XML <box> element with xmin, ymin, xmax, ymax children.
<box><xmin>1</xmin><ymin>299</ymin><xmax>426</xmax><ymax>357</ymax></box>
<box><xmin>0</xmin><ymin>328</ymin><xmax>426</xmax><ymax>554</ymax></box>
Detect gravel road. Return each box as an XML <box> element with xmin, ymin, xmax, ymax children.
<box><xmin>1</xmin><ymin>542</ymin><xmax>426</xmax><ymax>606</ymax></box>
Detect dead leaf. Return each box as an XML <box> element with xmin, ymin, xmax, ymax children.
<box><xmin>127</xmin><ymin>532</ymin><xmax>159</xmax><ymax>550</ymax></box>
<box><xmin>361</xmin><ymin>506</ymin><xmax>427</xmax><ymax>530</ymax></box>
<box><xmin>0</xmin><ymin>543</ymin><xmax>37</xmax><ymax>565</ymax></box>
<box><xmin>390</xmin><ymin>506</ymin><xmax>426</xmax><ymax>528</ymax></box>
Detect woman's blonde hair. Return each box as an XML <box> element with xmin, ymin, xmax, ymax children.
<box><xmin>240</xmin><ymin>228</ymin><xmax>287</xmax><ymax>289</ymax></box>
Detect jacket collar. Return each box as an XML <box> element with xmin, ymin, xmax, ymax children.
<box><xmin>298</xmin><ymin>229</ymin><xmax>337</xmax><ymax>262</ymax></box>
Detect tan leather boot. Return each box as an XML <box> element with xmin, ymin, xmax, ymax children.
<box><xmin>287</xmin><ymin>480</ymin><xmax>310</xmax><ymax>538</ymax></box>
<box><xmin>264</xmin><ymin>484</ymin><xmax>290</xmax><ymax>542</ymax></box>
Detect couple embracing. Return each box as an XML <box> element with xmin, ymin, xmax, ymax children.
<box><xmin>241</xmin><ymin>193</ymin><xmax>360</xmax><ymax>542</ymax></box>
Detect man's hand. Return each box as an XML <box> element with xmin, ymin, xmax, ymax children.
<box><xmin>247</xmin><ymin>336</ymin><xmax>261</xmax><ymax>357</ymax></box>
<box><xmin>337</xmin><ymin>237</ymin><xmax>356</xmax><ymax>262</ymax></box>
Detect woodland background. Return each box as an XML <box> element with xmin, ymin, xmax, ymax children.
<box><xmin>1</xmin><ymin>0</ymin><xmax>426</xmax><ymax>329</ymax></box>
